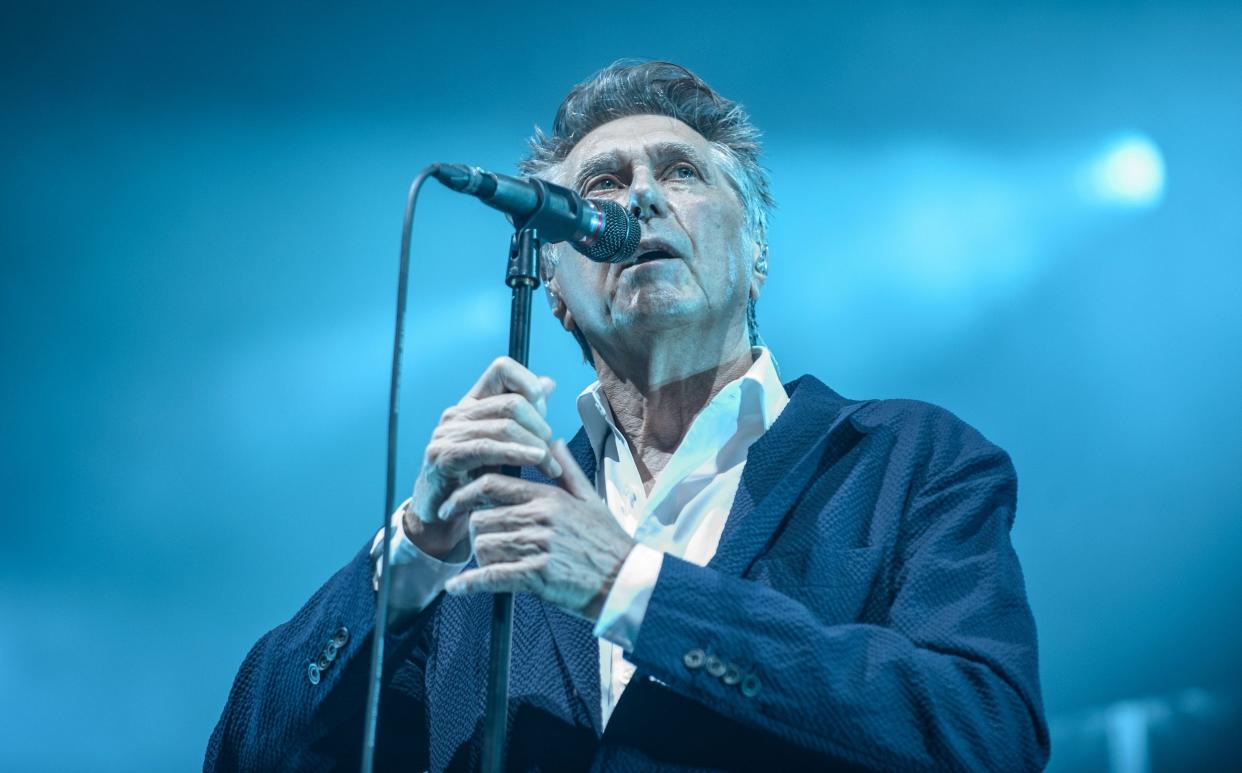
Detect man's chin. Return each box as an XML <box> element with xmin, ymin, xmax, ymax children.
<box><xmin>610</xmin><ymin>298</ymin><xmax>709</xmax><ymax>336</ymax></box>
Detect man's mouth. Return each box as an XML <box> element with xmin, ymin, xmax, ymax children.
<box><xmin>623</xmin><ymin>248</ymin><xmax>678</xmax><ymax>270</ymax></box>
<box><xmin>634</xmin><ymin>249</ymin><xmax>676</xmax><ymax>264</ymax></box>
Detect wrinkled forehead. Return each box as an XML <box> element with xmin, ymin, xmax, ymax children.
<box><xmin>558</xmin><ymin>114</ymin><xmax>718</xmax><ymax>185</ymax></box>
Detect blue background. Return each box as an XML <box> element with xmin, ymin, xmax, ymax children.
<box><xmin>3</xmin><ymin>2</ymin><xmax>1239</xmax><ymax>770</ymax></box>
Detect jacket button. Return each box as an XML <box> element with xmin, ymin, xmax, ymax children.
<box><xmin>722</xmin><ymin>663</ymin><xmax>742</xmax><ymax>685</ymax></box>
<box><xmin>705</xmin><ymin>656</ymin><xmax>726</xmax><ymax>678</ymax></box>
<box><xmin>683</xmin><ymin>648</ymin><xmax>705</xmax><ymax>670</ymax></box>
<box><xmin>741</xmin><ymin>673</ymin><xmax>761</xmax><ymax>698</ymax></box>
<box><xmin>332</xmin><ymin>626</ymin><xmax>350</xmax><ymax>648</ymax></box>
<box><xmin>307</xmin><ymin>662</ymin><xmax>321</xmax><ymax>686</ymax></box>
<box><xmin>317</xmin><ymin>652</ymin><xmax>332</xmax><ymax>670</ymax></box>
<box><xmin>322</xmin><ymin>643</ymin><xmax>338</xmax><ymax>663</ymax></box>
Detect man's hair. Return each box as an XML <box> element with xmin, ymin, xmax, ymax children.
<box><xmin>518</xmin><ymin>59</ymin><xmax>775</xmax><ymax>364</ymax></box>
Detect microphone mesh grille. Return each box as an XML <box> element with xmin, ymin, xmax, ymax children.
<box><xmin>578</xmin><ymin>199</ymin><xmax>641</xmax><ymax>263</ymax></box>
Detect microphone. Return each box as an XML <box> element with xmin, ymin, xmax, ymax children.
<box><xmin>431</xmin><ymin>163</ymin><xmax>641</xmax><ymax>263</ymax></box>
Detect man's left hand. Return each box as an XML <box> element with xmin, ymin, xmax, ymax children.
<box><xmin>442</xmin><ymin>439</ymin><xmax>635</xmax><ymax>622</ymax></box>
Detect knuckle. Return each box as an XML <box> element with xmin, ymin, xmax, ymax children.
<box><xmin>473</xmin><ymin>534</ymin><xmax>498</xmax><ymax>563</ymax></box>
<box><xmin>494</xmin><ymin>419</ymin><xmax>517</xmax><ymax>441</ymax></box>
<box><xmin>499</xmin><ymin>392</ymin><xmax>524</xmax><ymax>415</ymax></box>
<box><xmin>502</xmin><ymin>419</ymin><xmax>529</xmax><ymax>443</ymax></box>
<box><xmin>440</xmin><ymin>443</ymin><xmax>465</xmax><ymax>465</ymax></box>
<box><xmin>528</xmin><ymin>527</ymin><xmax>553</xmax><ymax>552</ymax></box>
<box><xmin>478</xmin><ymin>473</ymin><xmax>504</xmax><ymax>494</ymax></box>
<box><xmin>425</xmin><ymin>441</ymin><xmax>445</xmax><ymax>464</ymax></box>
<box><xmin>446</xmin><ymin>446</ymin><xmax>480</xmax><ymax>473</ymax></box>
<box><xmin>532</xmin><ymin>554</ymin><xmax>552</xmax><ymax>577</ymax></box>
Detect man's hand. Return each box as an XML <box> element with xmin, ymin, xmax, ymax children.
<box><xmin>442</xmin><ymin>440</ymin><xmax>636</xmax><ymax>622</ymax></box>
<box><xmin>405</xmin><ymin>356</ymin><xmax>561</xmax><ymax>561</ymax></box>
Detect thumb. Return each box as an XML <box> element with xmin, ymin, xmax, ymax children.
<box><xmin>549</xmin><ymin>439</ymin><xmax>594</xmax><ymax>500</ymax></box>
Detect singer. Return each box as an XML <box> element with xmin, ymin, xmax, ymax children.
<box><xmin>206</xmin><ymin>60</ymin><xmax>1049</xmax><ymax>772</ymax></box>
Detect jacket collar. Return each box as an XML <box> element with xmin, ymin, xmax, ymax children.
<box><xmin>708</xmin><ymin>374</ymin><xmax>865</xmax><ymax>576</ymax></box>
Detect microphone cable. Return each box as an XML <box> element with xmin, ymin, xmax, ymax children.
<box><xmin>360</xmin><ymin>165</ymin><xmax>436</xmax><ymax>773</ymax></box>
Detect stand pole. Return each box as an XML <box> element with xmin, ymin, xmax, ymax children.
<box><xmin>481</xmin><ymin>226</ymin><xmax>540</xmax><ymax>773</ymax></box>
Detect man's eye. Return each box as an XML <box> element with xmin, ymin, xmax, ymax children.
<box><xmin>586</xmin><ymin>177</ymin><xmax>620</xmax><ymax>193</ymax></box>
<box><xmin>669</xmin><ymin>164</ymin><xmax>698</xmax><ymax>180</ymax></box>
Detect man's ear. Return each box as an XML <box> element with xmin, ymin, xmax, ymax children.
<box><xmin>750</xmin><ymin>239</ymin><xmax>769</xmax><ymax>302</ymax></box>
<box><xmin>545</xmin><ymin>275</ymin><xmax>577</xmax><ymax>333</ymax></box>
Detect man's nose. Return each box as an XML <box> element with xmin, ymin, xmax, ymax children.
<box><xmin>627</xmin><ymin>168</ymin><xmax>668</xmax><ymax>222</ymax></box>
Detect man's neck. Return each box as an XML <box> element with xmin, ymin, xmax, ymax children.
<box><xmin>592</xmin><ymin>326</ymin><xmax>755</xmax><ymax>489</ymax></box>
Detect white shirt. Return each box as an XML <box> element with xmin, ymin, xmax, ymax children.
<box><xmin>370</xmin><ymin>347</ymin><xmax>788</xmax><ymax>727</ymax></box>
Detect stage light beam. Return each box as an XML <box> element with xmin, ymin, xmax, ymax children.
<box><xmin>1085</xmin><ymin>133</ymin><xmax>1166</xmax><ymax>208</ymax></box>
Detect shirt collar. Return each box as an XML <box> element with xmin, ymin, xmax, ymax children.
<box><xmin>574</xmin><ymin>346</ymin><xmax>788</xmax><ymax>464</ymax></box>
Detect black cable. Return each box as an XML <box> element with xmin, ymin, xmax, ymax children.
<box><xmin>361</xmin><ymin>165</ymin><xmax>437</xmax><ymax>773</ymax></box>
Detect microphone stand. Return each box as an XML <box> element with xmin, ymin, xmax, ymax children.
<box><xmin>361</xmin><ymin>167</ymin><xmax>542</xmax><ymax>773</ymax></box>
<box><xmin>481</xmin><ymin>224</ymin><xmax>540</xmax><ymax>773</ymax></box>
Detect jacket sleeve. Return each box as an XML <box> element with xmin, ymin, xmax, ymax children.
<box><xmin>624</xmin><ymin>437</ymin><xmax>1050</xmax><ymax>772</ymax></box>
<box><xmin>204</xmin><ymin>540</ymin><xmax>440</xmax><ymax>773</ymax></box>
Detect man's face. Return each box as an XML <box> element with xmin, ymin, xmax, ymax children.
<box><xmin>547</xmin><ymin>114</ymin><xmax>762</xmax><ymax>360</ymax></box>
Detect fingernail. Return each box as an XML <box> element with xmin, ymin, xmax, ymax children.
<box><xmin>549</xmin><ymin>455</ymin><xmax>564</xmax><ymax>478</ymax></box>
<box><xmin>437</xmin><ymin>502</ymin><xmax>451</xmax><ymax>521</ymax></box>
<box><xmin>444</xmin><ymin>579</ymin><xmax>463</xmax><ymax>595</ymax></box>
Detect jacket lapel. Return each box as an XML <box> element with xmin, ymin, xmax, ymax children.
<box><xmin>708</xmin><ymin>375</ymin><xmax>866</xmax><ymax>577</ymax></box>
<box><xmin>524</xmin><ymin>383</ymin><xmax>864</xmax><ymax>734</ymax></box>
<box><xmin>523</xmin><ymin>429</ymin><xmax>603</xmax><ymax>734</ymax></box>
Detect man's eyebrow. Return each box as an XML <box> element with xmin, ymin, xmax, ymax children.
<box><xmin>648</xmin><ymin>141</ymin><xmax>711</xmax><ymax>172</ymax></box>
<box><xmin>572</xmin><ymin>151</ymin><xmax>622</xmax><ymax>190</ymax></box>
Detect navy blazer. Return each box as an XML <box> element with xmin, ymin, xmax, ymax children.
<box><xmin>206</xmin><ymin>375</ymin><xmax>1050</xmax><ymax>771</ymax></box>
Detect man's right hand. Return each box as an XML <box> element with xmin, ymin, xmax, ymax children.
<box><xmin>405</xmin><ymin>356</ymin><xmax>561</xmax><ymax>561</ymax></box>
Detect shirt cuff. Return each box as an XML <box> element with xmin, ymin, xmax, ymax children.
<box><xmin>592</xmin><ymin>543</ymin><xmax>664</xmax><ymax>652</ymax></box>
<box><xmin>370</xmin><ymin>499</ymin><xmax>471</xmax><ymax>614</ymax></box>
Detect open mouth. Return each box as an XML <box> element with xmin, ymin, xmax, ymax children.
<box><xmin>627</xmin><ymin>249</ymin><xmax>677</xmax><ymax>268</ymax></box>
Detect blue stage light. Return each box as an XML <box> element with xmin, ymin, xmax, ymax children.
<box><xmin>1084</xmin><ymin>133</ymin><xmax>1166</xmax><ymax>208</ymax></box>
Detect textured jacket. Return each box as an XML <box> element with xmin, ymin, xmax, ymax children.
<box><xmin>205</xmin><ymin>375</ymin><xmax>1050</xmax><ymax>771</ymax></box>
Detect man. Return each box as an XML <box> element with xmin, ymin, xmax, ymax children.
<box><xmin>206</xmin><ymin>60</ymin><xmax>1050</xmax><ymax>772</ymax></box>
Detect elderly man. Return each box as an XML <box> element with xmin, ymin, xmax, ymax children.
<box><xmin>207</xmin><ymin>60</ymin><xmax>1050</xmax><ymax>772</ymax></box>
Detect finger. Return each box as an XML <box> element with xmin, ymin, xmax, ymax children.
<box><xmin>538</xmin><ymin>376</ymin><xmax>557</xmax><ymax>401</ymax></box>
<box><xmin>549</xmin><ymin>439</ymin><xmax>594</xmax><ymax>500</ymax></box>
<box><xmin>472</xmin><ymin>528</ymin><xmax>551</xmax><ymax>564</ymax></box>
<box><xmin>440</xmin><ymin>402</ymin><xmax>561</xmax><ymax>479</ymax></box>
<box><xmin>449</xmin><ymin>418</ymin><xmax>549</xmax><ymax>455</ymax></box>
<box><xmin>428</xmin><ymin>438</ymin><xmax>549</xmax><ymax>479</ymax></box>
<box><xmin>445</xmin><ymin>562</ymin><xmax>541</xmax><ymax>596</ymax></box>
<box><xmin>438</xmin><ymin>473</ymin><xmax>540</xmax><ymax>521</ymax></box>
<box><xmin>536</xmin><ymin>450</ymin><xmax>565</xmax><ymax>482</ymax></box>
<box><xmin>468</xmin><ymin>418</ymin><xmax>561</xmax><ymax>479</ymax></box>
<box><xmin>470</xmin><ymin>504</ymin><xmax>548</xmax><ymax>537</ymax></box>
<box><xmin>467</xmin><ymin>357</ymin><xmax>554</xmax><ymax>415</ymax></box>
<box><xmin>454</xmin><ymin>394</ymin><xmax>553</xmax><ymax>442</ymax></box>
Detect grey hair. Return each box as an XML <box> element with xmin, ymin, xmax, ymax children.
<box><xmin>518</xmin><ymin>60</ymin><xmax>775</xmax><ymax>364</ymax></box>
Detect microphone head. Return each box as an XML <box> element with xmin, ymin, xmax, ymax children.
<box><xmin>575</xmin><ymin>199</ymin><xmax>642</xmax><ymax>263</ymax></box>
